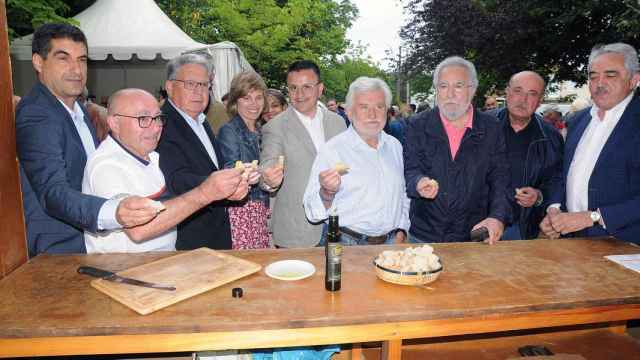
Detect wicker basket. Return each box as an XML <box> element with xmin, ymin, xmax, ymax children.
<box><xmin>373</xmin><ymin>258</ymin><xmax>443</xmax><ymax>286</ymax></box>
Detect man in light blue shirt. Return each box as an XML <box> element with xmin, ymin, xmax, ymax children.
<box><xmin>303</xmin><ymin>77</ymin><xmax>410</xmax><ymax>245</ymax></box>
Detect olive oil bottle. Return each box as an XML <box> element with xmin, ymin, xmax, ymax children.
<box><xmin>325</xmin><ymin>210</ymin><xmax>342</xmax><ymax>291</ymax></box>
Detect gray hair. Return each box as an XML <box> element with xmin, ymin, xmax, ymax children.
<box><xmin>166</xmin><ymin>53</ymin><xmax>214</xmax><ymax>80</ymax></box>
<box><xmin>345</xmin><ymin>76</ymin><xmax>392</xmax><ymax>110</ymax></box>
<box><xmin>433</xmin><ymin>56</ymin><xmax>479</xmax><ymax>90</ymax></box>
<box><xmin>588</xmin><ymin>43</ymin><xmax>639</xmax><ymax>76</ymax></box>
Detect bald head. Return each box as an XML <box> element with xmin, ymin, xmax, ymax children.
<box><xmin>506</xmin><ymin>71</ymin><xmax>545</xmax><ymax>123</ymax></box>
<box><xmin>107</xmin><ymin>88</ymin><xmax>163</xmax><ymax>160</ymax></box>
<box><xmin>108</xmin><ymin>88</ymin><xmax>156</xmax><ymax>115</ymax></box>
<box><xmin>508</xmin><ymin>71</ymin><xmax>545</xmax><ymax>90</ymax></box>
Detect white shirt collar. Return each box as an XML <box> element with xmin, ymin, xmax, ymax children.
<box><xmin>58</xmin><ymin>99</ymin><xmax>84</xmax><ymax>122</ymax></box>
<box><xmin>589</xmin><ymin>92</ymin><xmax>634</xmax><ymax>122</ymax></box>
<box><xmin>169</xmin><ymin>99</ymin><xmax>207</xmax><ymax>126</ymax></box>
<box><xmin>346</xmin><ymin>125</ymin><xmax>386</xmax><ymax>151</ymax></box>
<box><xmin>292</xmin><ymin>104</ymin><xmax>323</xmax><ymax>123</ymax></box>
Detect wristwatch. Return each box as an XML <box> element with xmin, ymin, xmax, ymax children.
<box><xmin>590</xmin><ymin>210</ymin><xmax>601</xmax><ymax>224</ymax></box>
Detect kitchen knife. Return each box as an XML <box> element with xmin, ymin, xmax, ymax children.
<box><xmin>78</xmin><ymin>266</ymin><xmax>176</xmax><ymax>291</ymax></box>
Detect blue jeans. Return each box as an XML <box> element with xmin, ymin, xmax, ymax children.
<box><xmin>320</xmin><ymin>224</ymin><xmax>395</xmax><ymax>246</ymax></box>
<box><xmin>502</xmin><ymin>224</ymin><xmax>523</xmax><ymax>240</ymax></box>
<box><xmin>408</xmin><ymin>232</ymin><xmax>427</xmax><ymax>244</ymax></box>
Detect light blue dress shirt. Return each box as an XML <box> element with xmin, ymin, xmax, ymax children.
<box><xmin>59</xmin><ymin>99</ymin><xmax>121</xmax><ymax>231</ymax></box>
<box><xmin>303</xmin><ymin>126</ymin><xmax>410</xmax><ymax>236</ymax></box>
<box><xmin>169</xmin><ymin>99</ymin><xmax>219</xmax><ymax>168</ymax></box>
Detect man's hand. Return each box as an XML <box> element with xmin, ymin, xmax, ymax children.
<box><xmin>472</xmin><ymin>217</ymin><xmax>504</xmax><ymax>245</ymax></box>
<box><xmin>515</xmin><ymin>187</ymin><xmax>539</xmax><ymax>208</ymax></box>
<box><xmin>116</xmin><ymin>196</ymin><xmax>160</xmax><ymax>228</ymax></box>
<box><xmin>227</xmin><ymin>178</ymin><xmax>250</xmax><ymax>201</ymax></box>
<box><xmin>549</xmin><ymin>211</ymin><xmax>593</xmax><ymax>235</ymax></box>
<box><xmin>540</xmin><ymin>207</ymin><xmax>561</xmax><ymax>239</ymax></box>
<box><xmin>263</xmin><ymin>164</ymin><xmax>284</xmax><ymax>189</ymax></box>
<box><xmin>319</xmin><ymin>168</ymin><xmax>341</xmax><ymax>194</ymax></box>
<box><xmin>199</xmin><ymin>168</ymin><xmax>245</xmax><ymax>203</ymax></box>
<box><xmin>394</xmin><ymin>230</ymin><xmax>406</xmax><ymax>244</ymax></box>
<box><xmin>416</xmin><ymin>177</ymin><xmax>438</xmax><ymax>199</ymax></box>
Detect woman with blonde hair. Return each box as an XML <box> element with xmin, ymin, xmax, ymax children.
<box><xmin>217</xmin><ymin>71</ymin><xmax>271</xmax><ymax>249</ymax></box>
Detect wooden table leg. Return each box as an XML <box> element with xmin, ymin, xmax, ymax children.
<box><xmin>349</xmin><ymin>343</ymin><xmax>363</xmax><ymax>360</ymax></box>
<box><xmin>381</xmin><ymin>339</ymin><xmax>402</xmax><ymax>360</ymax></box>
<box><xmin>608</xmin><ymin>320</ymin><xmax>628</xmax><ymax>335</ymax></box>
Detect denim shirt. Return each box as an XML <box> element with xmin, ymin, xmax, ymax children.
<box><xmin>217</xmin><ymin>115</ymin><xmax>269</xmax><ymax>205</ymax></box>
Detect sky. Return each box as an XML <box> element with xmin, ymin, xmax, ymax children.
<box><xmin>346</xmin><ymin>0</ymin><xmax>407</xmax><ymax>69</ymax></box>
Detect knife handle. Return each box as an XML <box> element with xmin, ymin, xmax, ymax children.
<box><xmin>78</xmin><ymin>266</ymin><xmax>115</xmax><ymax>278</ymax></box>
<box><xmin>470</xmin><ymin>227</ymin><xmax>489</xmax><ymax>242</ymax></box>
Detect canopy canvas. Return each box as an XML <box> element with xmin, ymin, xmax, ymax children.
<box><xmin>10</xmin><ymin>0</ymin><xmax>253</xmax><ymax>102</ymax></box>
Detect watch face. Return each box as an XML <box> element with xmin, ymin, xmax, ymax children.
<box><xmin>591</xmin><ymin>211</ymin><xmax>600</xmax><ymax>222</ymax></box>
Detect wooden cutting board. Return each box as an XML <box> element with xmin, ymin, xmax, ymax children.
<box><xmin>90</xmin><ymin>247</ymin><xmax>261</xmax><ymax>315</ymax></box>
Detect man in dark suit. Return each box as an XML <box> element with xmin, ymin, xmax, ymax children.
<box><xmin>16</xmin><ymin>23</ymin><xmax>158</xmax><ymax>256</ymax></box>
<box><xmin>157</xmin><ymin>53</ymin><xmax>248</xmax><ymax>250</ymax></box>
<box><xmin>540</xmin><ymin>43</ymin><xmax>640</xmax><ymax>244</ymax></box>
<box><xmin>404</xmin><ymin>56</ymin><xmax>511</xmax><ymax>244</ymax></box>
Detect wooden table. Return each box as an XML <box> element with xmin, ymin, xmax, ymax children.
<box><xmin>2</xmin><ymin>238</ymin><xmax>640</xmax><ymax>359</ymax></box>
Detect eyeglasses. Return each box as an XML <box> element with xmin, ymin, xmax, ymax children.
<box><xmin>173</xmin><ymin>79</ymin><xmax>211</xmax><ymax>91</ymax></box>
<box><xmin>287</xmin><ymin>83</ymin><xmax>319</xmax><ymax>94</ymax></box>
<box><xmin>114</xmin><ymin>114</ymin><xmax>167</xmax><ymax>128</ymax></box>
<box><xmin>436</xmin><ymin>81</ymin><xmax>473</xmax><ymax>93</ymax></box>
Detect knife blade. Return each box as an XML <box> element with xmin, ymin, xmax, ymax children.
<box><xmin>78</xmin><ymin>266</ymin><xmax>176</xmax><ymax>291</ymax></box>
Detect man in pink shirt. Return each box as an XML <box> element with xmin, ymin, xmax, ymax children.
<box><xmin>404</xmin><ymin>56</ymin><xmax>511</xmax><ymax>244</ymax></box>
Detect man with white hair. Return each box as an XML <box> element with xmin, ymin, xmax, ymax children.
<box><xmin>540</xmin><ymin>43</ymin><xmax>640</xmax><ymax>244</ymax></box>
<box><xmin>157</xmin><ymin>53</ymin><xmax>252</xmax><ymax>250</ymax></box>
<box><xmin>303</xmin><ymin>77</ymin><xmax>409</xmax><ymax>245</ymax></box>
<box><xmin>83</xmin><ymin>89</ymin><xmax>248</xmax><ymax>253</ymax></box>
<box><xmin>404</xmin><ymin>56</ymin><xmax>511</xmax><ymax>244</ymax></box>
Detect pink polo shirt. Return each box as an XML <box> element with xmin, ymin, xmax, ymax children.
<box><xmin>440</xmin><ymin>106</ymin><xmax>473</xmax><ymax>160</ymax></box>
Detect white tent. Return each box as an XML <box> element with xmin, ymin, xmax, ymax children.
<box><xmin>10</xmin><ymin>0</ymin><xmax>253</xmax><ymax>102</ymax></box>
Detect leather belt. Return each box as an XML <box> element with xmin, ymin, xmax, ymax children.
<box><xmin>339</xmin><ymin>227</ymin><xmax>391</xmax><ymax>245</ymax></box>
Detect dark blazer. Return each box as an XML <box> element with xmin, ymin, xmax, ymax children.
<box><xmin>494</xmin><ymin>108</ymin><xmax>564</xmax><ymax>239</ymax></box>
<box><xmin>156</xmin><ymin>101</ymin><xmax>232</xmax><ymax>250</ymax></box>
<box><xmin>550</xmin><ymin>95</ymin><xmax>640</xmax><ymax>244</ymax></box>
<box><xmin>15</xmin><ymin>82</ymin><xmax>104</xmax><ymax>256</ymax></box>
<box><xmin>404</xmin><ymin>107</ymin><xmax>512</xmax><ymax>243</ymax></box>
<box><xmin>217</xmin><ymin>115</ymin><xmax>269</xmax><ymax>205</ymax></box>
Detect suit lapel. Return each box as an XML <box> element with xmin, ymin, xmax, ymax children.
<box><xmin>285</xmin><ymin>107</ymin><xmax>317</xmax><ymax>157</ymax></box>
<box><xmin>163</xmin><ymin>101</ymin><xmax>218</xmax><ymax>171</ymax></box>
<box><xmin>37</xmin><ymin>82</ymin><xmax>90</xmax><ymax>157</ymax></box>
<box><xmin>593</xmin><ymin>96</ymin><xmax>640</xmax><ymax>172</ymax></box>
<box><xmin>563</xmin><ymin>111</ymin><xmax>591</xmax><ymax>177</ymax></box>
<box><xmin>203</xmin><ymin>120</ymin><xmax>222</xmax><ymax>170</ymax></box>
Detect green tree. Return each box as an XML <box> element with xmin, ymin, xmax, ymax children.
<box><xmin>7</xmin><ymin>0</ymin><xmax>391</xmax><ymax>100</ymax></box>
<box><xmin>322</xmin><ymin>45</ymin><xmax>389</xmax><ymax>101</ymax></box>
<box><xmin>157</xmin><ymin>0</ymin><xmax>359</xmax><ymax>89</ymax></box>
<box><xmin>400</xmin><ymin>0</ymin><xmax>640</xmax><ymax>104</ymax></box>
<box><xmin>7</xmin><ymin>0</ymin><xmax>93</xmax><ymax>40</ymax></box>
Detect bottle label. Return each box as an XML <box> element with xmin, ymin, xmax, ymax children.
<box><xmin>326</xmin><ymin>243</ymin><xmax>342</xmax><ymax>281</ymax></box>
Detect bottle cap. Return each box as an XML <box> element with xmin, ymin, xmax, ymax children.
<box><xmin>232</xmin><ymin>287</ymin><xmax>243</xmax><ymax>298</ymax></box>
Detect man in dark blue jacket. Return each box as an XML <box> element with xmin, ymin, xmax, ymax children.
<box><xmin>404</xmin><ymin>56</ymin><xmax>511</xmax><ymax>244</ymax></box>
<box><xmin>16</xmin><ymin>23</ymin><xmax>157</xmax><ymax>256</ymax></box>
<box><xmin>540</xmin><ymin>43</ymin><xmax>640</xmax><ymax>244</ymax></box>
<box><xmin>491</xmin><ymin>71</ymin><xmax>564</xmax><ymax>239</ymax></box>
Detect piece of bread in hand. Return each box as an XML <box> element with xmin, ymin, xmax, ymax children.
<box><xmin>335</xmin><ymin>161</ymin><xmax>350</xmax><ymax>175</ymax></box>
